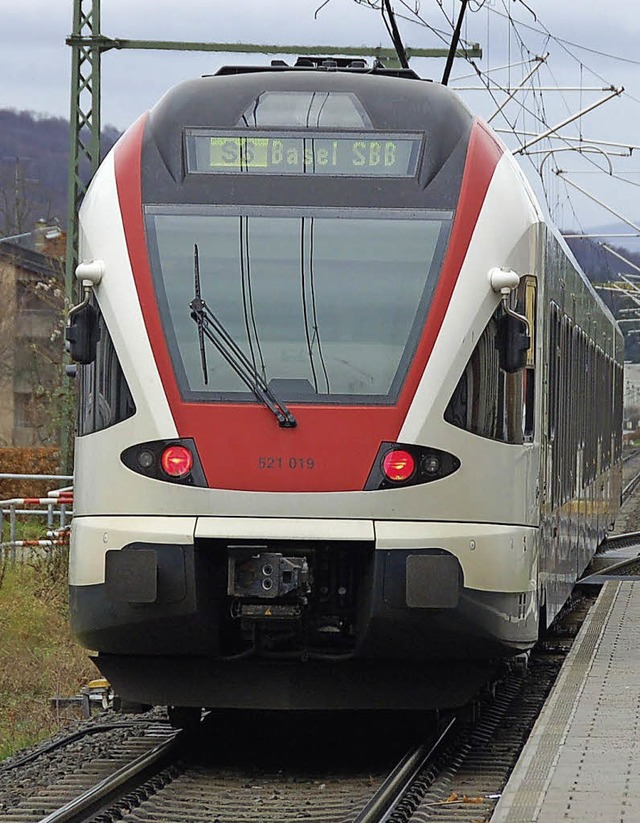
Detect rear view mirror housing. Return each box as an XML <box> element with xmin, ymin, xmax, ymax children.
<box><xmin>65</xmin><ymin>259</ymin><xmax>105</xmax><ymax>365</ymax></box>
<box><xmin>489</xmin><ymin>267</ymin><xmax>533</xmax><ymax>374</ymax></box>
<box><xmin>65</xmin><ymin>302</ymin><xmax>100</xmax><ymax>364</ymax></box>
<box><xmin>496</xmin><ymin>312</ymin><xmax>530</xmax><ymax>373</ymax></box>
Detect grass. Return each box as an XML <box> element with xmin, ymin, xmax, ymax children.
<box><xmin>0</xmin><ymin>549</ymin><xmax>96</xmax><ymax>760</ymax></box>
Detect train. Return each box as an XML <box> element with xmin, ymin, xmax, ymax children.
<box><xmin>66</xmin><ymin>56</ymin><xmax>623</xmax><ymax>720</ymax></box>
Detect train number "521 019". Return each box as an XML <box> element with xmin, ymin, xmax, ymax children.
<box><xmin>257</xmin><ymin>457</ymin><xmax>316</xmax><ymax>470</ymax></box>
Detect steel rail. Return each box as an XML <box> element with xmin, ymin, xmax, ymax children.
<box><xmin>36</xmin><ymin>730</ymin><xmax>182</xmax><ymax>823</ymax></box>
<box><xmin>0</xmin><ymin>722</ymin><xmax>152</xmax><ymax>773</ymax></box>
<box><xmin>623</xmin><ymin>470</ymin><xmax>640</xmax><ymax>502</ymax></box>
<box><xmin>598</xmin><ymin>530</ymin><xmax>640</xmax><ymax>553</ymax></box>
<box><xmin>352</xmin><ymin>715</ymin><xmax>456</xmax><ymax>823</ymax></box>
<box><xmin>590</xmin><ymin>465</ymin><xmax>640</xmax><ymax>556</ymax></box>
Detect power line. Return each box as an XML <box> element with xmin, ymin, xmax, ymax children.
<box><xmin>488</xmin><ymin>3</ymin><xmax>640</xmax><ymax>68</ymax></box>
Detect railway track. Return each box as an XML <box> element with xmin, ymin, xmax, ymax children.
<box><xmin>0</xmin><ymin>719</ymin><xmax>178</xmax><ymax>823</ymax></box>
<box><xmin>588</xmin><ymin>448</ymin><xmax>640</xmax><ymax>567</ymax></box>
<box><xmin>0</xmin><ymin>713</ymin><xmax>447</xmax><ymax>823</ymax></box>
<box><xmin>0</xmin><ymin>635</ymin><xmax>599</xmax><ymax>822</ymax></box>
<box><xmin>0</xmin><ymin>637</ymin><xmax>620</xmax><ymax>821</ymax></box>
<box><xmin>36</xmin><ymin>731</ymin><xmax>181</xmax><ymax>823</ymax></box>
<box><xmin>4</xmin><ymin>460</ymin><xmax>640</xmax><ymax>823</ymax></box>
<box><xmin>621</xmin><ymin>447</ymin><xmax>640</xmax><ymax>502</ymax></box>
<box><xmin>0</xmin><ymin>652</ymin><xmax>568</xmax><ymax>823</ymax></box>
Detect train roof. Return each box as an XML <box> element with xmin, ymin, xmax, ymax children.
<box><xmin>132</xmin><ymin>60</ymin><xmax>477</xmax><ymax>213</ymax></box>
<box><xmin>147</xmin><ymin>60</ymin><xmax>473</xmax><ymax>140</ymax></box>
<box><xmin>212</xmin><ymin>55</ymin><xmax>421</xmax><ymax>79</ymax></box>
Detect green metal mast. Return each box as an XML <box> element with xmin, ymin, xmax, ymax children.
<box><xmin>65</xmin><ymin>0</ymin><xmax>102</xmax><ymax>298</ymax></box>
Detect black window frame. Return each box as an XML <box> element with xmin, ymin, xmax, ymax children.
<box><xmin>77</xmin><ymin>302</ymin><xmax>136</xmax><ymax>436</ymax></box>
<box><xmin>144</xmin><ymin>204</ymin><xmax>453</xmax><ymax>407</ymax></box>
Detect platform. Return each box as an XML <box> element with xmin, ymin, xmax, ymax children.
<box><xmin>492</xmin><ymin>580</ymin><xmax>640</xmax><ymax>822</ymax></box>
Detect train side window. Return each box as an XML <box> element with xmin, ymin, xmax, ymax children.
<box><xmin>568</xmin><ymin>324</ymin><xmax>580</xmax><ymax>498</ymax></box>
<box><xmin>557</xmin><ymin>312</ymin><xmax>566</xmax><ymax>503</ymax></box>
<box><xmin>547</xmin><ymin>304</ymin><xmax>559</xmax><ymax>508</ymax></box>
<box><xmin>614</xmin><ymin>362</ymin><xmax>623</xmax><ymax>460</ymax></box>
<box><xmin>577</xmin><ymin>329</ymin><xmax>587</xmax><ymax>488</ymax></box>
<box><xmin>603</xmin><ymin>356</ymin><xmax>612</xmax><ymax>469</ymax></box>
<box><xmin>548</xmin><ymin>303</ymin><xmax>557</xmax><ymax>443</ymax></box>
<box><xmin>77</xmin><ymin>304</ymin><xmax>136</xmax><ymax>436</ymax></box>
<box><xmin>586</xmin><ymin>340</ymin><xmax>596</xmax><ymax>484</ymax></box>
<box><xmin>522</xmin><ymin>275</ymin><xmax>536</xmax><ymax>441</ymax></box>
<box><xmin>444</xmin><ymin>275</ymin><xmax>536</xmax><ymax>444</ymax></box>
<box><xmin>595</xmin><ymin>346</ymin><xmax>603</xmax><ymax>474</ymax></box>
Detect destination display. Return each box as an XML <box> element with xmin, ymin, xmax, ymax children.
<box><xmin>185</xmin><ymin>130</ymin><xmax>422</xmax><ymax>177</ymax></box>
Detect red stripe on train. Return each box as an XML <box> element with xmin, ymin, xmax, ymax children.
<box><xmin>114</xmin><ymin>117</ymin><xmax>502</xmax><ymax>492</ymax></box>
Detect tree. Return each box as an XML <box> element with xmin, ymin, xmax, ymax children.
<box><xmin>0</xmin><ymin>157</ymin><xmax>56</xmax><ymax>240</ymax></box>
<box><xmin>0</xmin><ymin>240</ymin><xmax>70</xmax><ymax>459</ymax></box>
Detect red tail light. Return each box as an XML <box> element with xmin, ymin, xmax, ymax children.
<box><xmin>382</xmin><ymin>449</ymin><xmax>416</xmax><ymax>482</ymax></box>
<box><xmin>364</xmin><ymin>442</ymin><xmax>460</xmax><ymax>490</ymax></box>
<box><xmin>161</xmin><ymin>444</ymin><xmax>194</xmax><ymax>477</ymax></box>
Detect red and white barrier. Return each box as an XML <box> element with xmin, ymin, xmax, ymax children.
<box><xmin>1</xmin><ymin>484</ymin><xmax>73</xmax><ymax>556</ymax></box>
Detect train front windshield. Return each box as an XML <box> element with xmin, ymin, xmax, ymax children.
<box><xmin>145</xmin><ymin>206</ymin><xmax>451</xmax><ymax>404</ymax></box>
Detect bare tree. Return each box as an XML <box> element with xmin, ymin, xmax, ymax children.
<box><xmin>0</xmin><ymin>157</ymin><xmax>55</xmax><ymax>239</ymax></box>
<box><xmin>0</xmin><ymin>242</ymin><xmax>68</xmax><ymax>449</ymax></box>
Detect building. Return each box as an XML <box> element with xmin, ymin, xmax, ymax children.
<box><xmin>0</xmin><ymin>224</ymin><xmax>66</xmax><ymax>447</ymax></box>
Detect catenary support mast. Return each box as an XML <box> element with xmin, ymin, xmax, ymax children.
<box><xmin>66</xmin><ymin>0</ymin><xmax>102</xmax><ymax>299</ymax></box>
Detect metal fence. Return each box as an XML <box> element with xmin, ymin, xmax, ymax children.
<box><xmin>0</xmin><ymin>473</ymin><xmax>73</xmax><ymax>561</ymax></box>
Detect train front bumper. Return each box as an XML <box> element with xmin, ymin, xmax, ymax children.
<box><xmin>70</xmin><ymin>514</ymin><xmax>538</xmax><ymax>655</ymax></box>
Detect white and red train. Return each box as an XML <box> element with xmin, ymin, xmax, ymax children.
<box><xmin>67</xmin><ymin>58</ymin><xmax>623</xmax><ymax>715</ymax></box>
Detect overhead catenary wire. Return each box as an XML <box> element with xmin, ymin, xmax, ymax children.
<box><xmin>488</xmin><ymin>2</ymin><xmax>640</xmax><ymax>68</ymax></box>
<box><xmin>344</xmin><ymin>0</ymin><xmax>640</xmax><ymax>232</ymax></box>
<box><xmin>472</xmin><ymin>5</ymin><xmax>636</xmax><ymax>224</ymax></box>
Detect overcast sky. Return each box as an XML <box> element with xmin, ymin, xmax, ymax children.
<box><xmin>3</xmin><ymin>0</ymin><xmax>640</xmax><ymax>232</ymax></box>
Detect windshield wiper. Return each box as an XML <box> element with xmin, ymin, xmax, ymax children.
<box><xmin>189</xmin><ymin>244</ymin><xmax>297</xmax><ymax>429</ymax></box>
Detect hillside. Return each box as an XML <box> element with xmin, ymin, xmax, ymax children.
<box><xmin>0</xmin><ymin>109</ymin><xmax>120</xmax><ymax>237</ymax></box>
<box><xmin>566</xmin><ymin>235</ymin><xmax>640</xmax><ymax>280</ymax></box>
<box><xmin>564</xmin><ymin>237</ymin><xmax>640</xmax><ymax>360</ymax></box>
